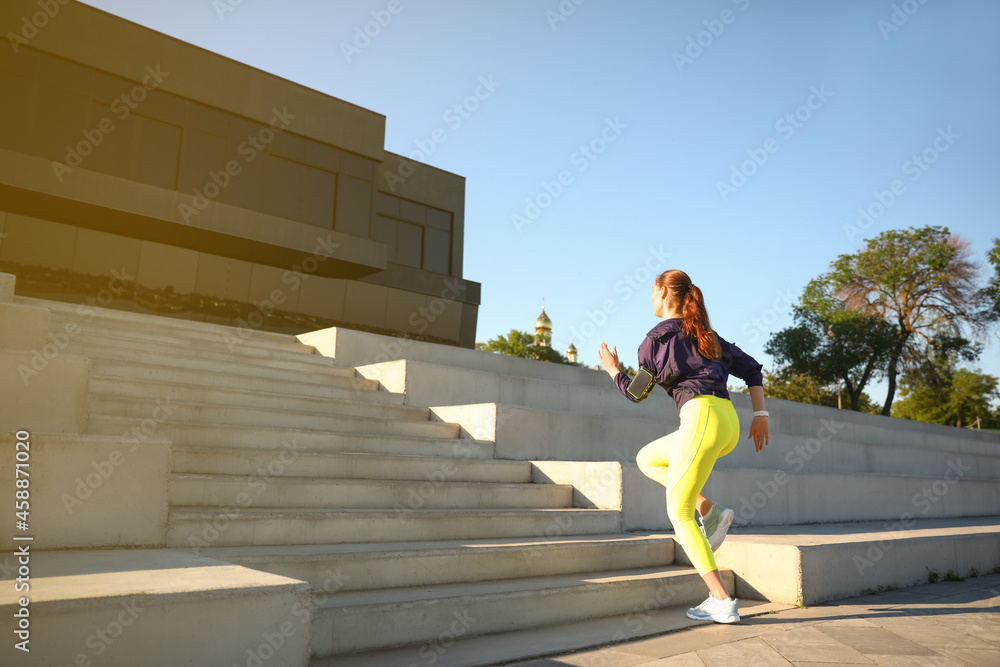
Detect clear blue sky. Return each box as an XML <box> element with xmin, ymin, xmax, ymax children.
<box><xmin>81</xmin><ymin>0</ymin><xmax>1000</xmax><ymax>406</ymax></box>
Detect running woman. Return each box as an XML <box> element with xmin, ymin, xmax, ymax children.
<box><xmin>598</xmin><ymin>269</ymin><xmax>769</xmax><ymax>624</ymax></box>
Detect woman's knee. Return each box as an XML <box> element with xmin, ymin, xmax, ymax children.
<box><xmin>635</xmin><ymin>445</ymin><xmax>662</xmax><ymax>475</ymax></box>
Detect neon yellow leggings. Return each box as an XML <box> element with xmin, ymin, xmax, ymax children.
<box><xmin>636</xmin><ymin>395</ymin><xmax>740</xmax><ymax>576</ymax></box>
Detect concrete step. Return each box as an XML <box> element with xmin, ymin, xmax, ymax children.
<box><xmin>300</xmin><ymin>326</ymin><xmax>614</xmax><ymax>388</ymax></box>
<box><xmin>68</xmin><ymin>327</ymin><xmax>334</xmax><ymax>369</ymax></box>
<box><xmin>28</xmin><ymin>295</ymin><xmax>306</xmax><ymax>348</ymax></box>
<box><xmin>91</xmin><ymin>374</ymin><xmax>399</xmax><ymax>410</ymax></box>
<box><xmin>92</xmin><ymin>357</ymin><xmax>377</xmax><ymax>393</ymax></box>
<box><xmin>311</xmin><ymin>566</ymin><xmax>734</xmax><ymax>656</ymax></box>
<box><xmin>200</xmin><ymin>534</ymin><xmax>676</xmax><ymax>593</ymax></box>
<box><xmin>168</xmin><ymin>507</ymin><xmax>622</xmax><ymax>548</ymax></box>
<box><xmin>47</xmin><ymin>309</ymin><xmax>317</xmax><ymax>354</ymax></box>
<box><xmin>695</xmin><ymin>467</ymin><xmax>1000</xmax><ymax>530</ymax></box>
<box><xmin>65</xmin><ymin>334</ymin><xmax>344</xmax><ymax>376</ymax></box>
<box><xmin>318</xmin><ymin>597</ymin><xmax>788</xmax><ymax>667</ymax></box>
<box><xmin>172</xmin><ymin>447</ymin><xmax>532</xmax><ymax>483</ymax></box>
<box><xmin>168</xmin><ymin>473</ymin><xmax>575</xmax><ymax>510</ymax></box>
<box><xmin>357</xmin><ymin>358</ymin><xmax>668</xmax><ymax>420</ymax></box>
<box><xmin>83</xmin><ymin>345</ymin><xmax>365</xmax><ymax>388</ymax></box>
<box><xmin>87</xmin><ymin>399</ymin><xmax>446</xmax><ymax>435</ymax></box>
<box><xmin>708</xmin><ymin>516</ymin><xmax>1000</xmax><ymax>606</ymax></box>
<box><xmin>712</xmin><ymin>430</ymin><xmax>1000</xmax><ymax>481</ymax></box>
<box><xmin>90</xmin><ymin>383</ymin><xmax>415</xmax><ymax>423</ymax></box>
<box><xmin>0</xmin><ymin>548</ymin><xmax>312</xmax><ymax>667</ymax></box>
<box><xmin>87</xmin><ymin>418</ymin><xmax>490</xmax><ymax>458</ymax></box>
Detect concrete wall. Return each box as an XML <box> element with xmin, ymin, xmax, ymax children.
<box><xmin>310</xmin><ymin>326</ymin><xmax>1000</xmax><ymax>528</ymax></box>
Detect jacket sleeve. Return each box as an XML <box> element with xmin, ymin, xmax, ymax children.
<box><xmin>719</xmin><ymin>335</ymin><xmax>764</xmax><ymax>388</ymax></box>
<box><xmin>614</xmin><ymin>335</ymin><xmax>678</xmax><ymax>402</ymax></box>
<box><xmin>613</xmin><ymin>336</ymin><xmax>657</xmax><ymax>402</ymax></box>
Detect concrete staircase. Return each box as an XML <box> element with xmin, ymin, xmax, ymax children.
<box><xmin>2</xmin><ymin>293</ymin><xmax>736</xmax><ymax>665</ymax></box>
<box><xmin>3</xmin><ymin>283</ymin><xmax>999</xmax><ymax>666</ymax></box>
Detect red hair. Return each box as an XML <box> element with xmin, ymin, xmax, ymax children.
<box><xmin>655</xmin><ymin>269</ymin><xmax>721</xmax><ymax>360</ymax></box>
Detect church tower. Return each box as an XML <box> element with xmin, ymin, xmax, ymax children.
<box><xmin>534</xmin><ymin>305</ymin><xmax>552</xmax><ymax>347</ymax></box>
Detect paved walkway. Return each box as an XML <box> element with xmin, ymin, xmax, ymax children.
<box><xmin>502</xmin><ymin>574</ymin><xmax>1000</xmax><ymax>666</ymax></box>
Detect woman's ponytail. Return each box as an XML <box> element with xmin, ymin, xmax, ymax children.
<box><xmin>655</xmin><ymin>270</ymin><xmax>721</xmax><ymax>360</ymax></box>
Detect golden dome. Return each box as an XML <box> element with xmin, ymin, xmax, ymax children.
<box><xmin>566</xmin><ymin>341</ymin><xmax>577</xmax><ymax>353</ymax></box>
<box><xmin>535</xmin><ymin>307</ymin><xmax>552</xmax><ymax>330</ymax></box>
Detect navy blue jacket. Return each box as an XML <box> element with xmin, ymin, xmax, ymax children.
<box><xmin>614</xmin><ymin>318</ymin><xmax>763</xmax><ymax>411</ymax></box>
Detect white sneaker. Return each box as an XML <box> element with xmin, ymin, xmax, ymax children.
<box><xmin>701</xmin><ymin>504</ymin><xmax>735</xmax><ymax>552</ymax></box>
<box><xmin>686</xmin><ymin>594</ymin><xmax>740</xmax><ymax>623</ymax></box>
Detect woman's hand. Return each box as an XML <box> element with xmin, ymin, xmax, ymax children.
<box><xmin>748</xmin><ymin>416</ymin><xmax>769</xmax><ymax>452</ymax></box>
<box><xmin>598</xmin><ymin>341</ymin><xmax>620</xmax><ymax>379</ymax></box>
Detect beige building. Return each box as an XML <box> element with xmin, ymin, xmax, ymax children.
<box><xmin>0</xmin><ymin>0</ymin><xmax>479</xmax><ymax>346</ymax></box>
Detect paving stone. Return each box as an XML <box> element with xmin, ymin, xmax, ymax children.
<box><xmin>860</xmin><ymin>654</ymin><xmax>963</xmax><ymax>666</ymax></box>
<box><xmin>697</xmin><ymin>637</ymin><xmax>793</xmax><ymax>666</ymax></box>
<box><xmin>535</xmin><ymin>649</ymin><xmax>654</xmax><ymax>667</ymax></box>
<box><xmin>814</xmin><ymin>617</ymin><xmax>881</xmax><ymax>627</ymax></box>
<box><xmin>872</xmin><ymin>614</ymin><xmax>998</xmax><ymax>650</ymax></box>
<box><xmin>761</xmin><ymin>626</ymin><xmax>872</xmax><ymax>663</ymax></box>
<box><xmin>816</xmin><ymin>626</ymin><xmax>938</xmax><ymax>656</ymax></box>
<box><xmin>928</xmin><ymin>647</ymin><xmax>1000</xmax><ymax>666</ymax></box>
<box><xmin>616</xmin><ymin>624</ymin><xmax>760</xmax><ymax>659</ymax></box>
<box><xmin>926</xmin><ymin>610</ymin><xmax>1000</xmax><ymax>642</ymax></box>
<box><xmin>636</xmin><ymin>652</ymin><xmax>705</xmax><ymax>667</ymax></box>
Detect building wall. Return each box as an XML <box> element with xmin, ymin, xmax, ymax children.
<box><xmin>0</xmin><ymin>0</ymin><xmax>479</xmax><ymax>346</ymax></box>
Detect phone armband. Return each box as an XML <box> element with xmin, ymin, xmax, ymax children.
<box><xmin>626</xmin><ymin>366</ymin><xmax>656</xmax><ymax>401</ymax></box>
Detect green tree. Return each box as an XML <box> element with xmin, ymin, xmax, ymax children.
<box><xmin>982</xmin><ymin>237</ymin><xmax>1000</xmax><ymax>319</ymax></box>
<box><xmin>827</xmin><ymin>226</ymin><xmax>986</xmax><ymax>415</ymax></box>
<box><xmin>765</xmin><ymin>278</ymin><xmax>895</xmax><ymax>412</ymax></box>
<box><xmin>761</xmin><ymin>370</ymin><xmax>839</xmax><ymax>408</ymax></box>
<box><xmin>737</xmin><ymin>370</ymin><xmax>880</xmax><ymax>413</ymax></box>
<box><xmin>480</xmin><ymin>329</ymin><xmax>574</xmax><ymax>365</ymax></box>
<box><xmin>895</xmin><ymin>367</ymin><xmax>999</xmax><ymax>428</ymax></box>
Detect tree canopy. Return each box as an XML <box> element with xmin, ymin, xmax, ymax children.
<box><xmin>765</xmin><ymin>277</ymin><xmax>895</xmax><ymax>412</ymax></box>
<box><xmin>983</xmin><ymin>237</ymin><xmax>1000</xmax><ymax>320</ymax></box>
<box><xmin>893</xmin><ymin>335</ymin><xmax>999</xmax><ymax>427</ymax></box>
<box><xmin>826</xmin><ymin>226</ymin><xmax>988</xmax><ymax>415</ymax></box>
<box><xmin>478</xmin><ymin>329</ymin><xmax>575</xmax><ymax>365</ymax></box>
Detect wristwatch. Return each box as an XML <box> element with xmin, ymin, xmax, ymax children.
<box><xmin>753</xmin><ymin>410</ymin><xmax>769</xmax><ymax>417</ymax></box>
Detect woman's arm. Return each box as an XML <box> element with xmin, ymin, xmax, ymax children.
<box><xmin>747</xmin><ymin>384</ymin><xmax>769</xmax><ymax>452</ymax></box>
<box><xmin>599</xmin><ymin>341</ymin><xmax>620</xmax><ymax>380</ymax></box>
